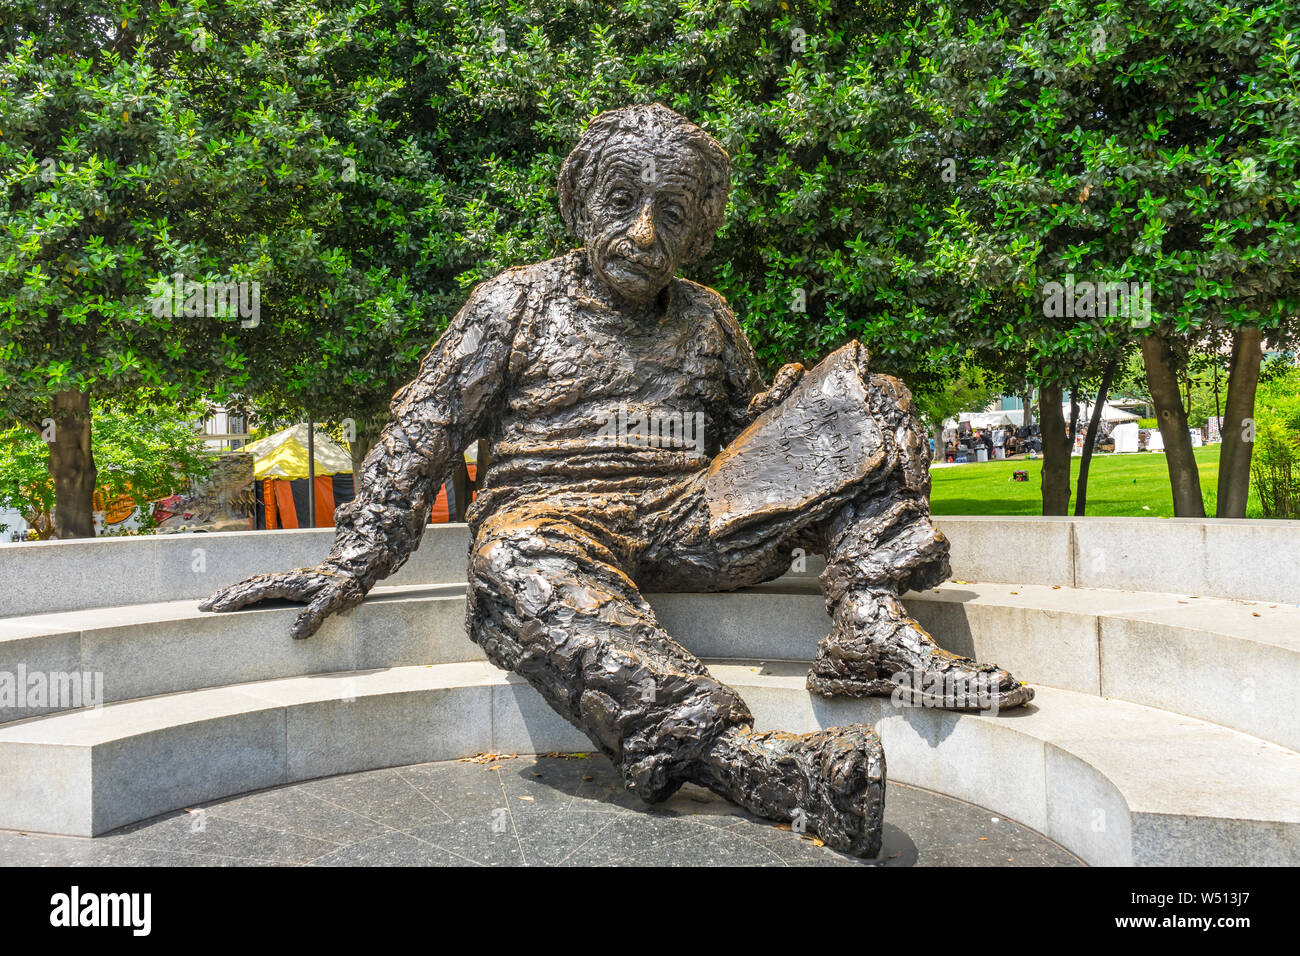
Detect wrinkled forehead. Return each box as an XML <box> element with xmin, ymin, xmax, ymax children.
<box><xmin>590</xmin><ymin>134</ymin><xmax>709</xmax><ymax>201</ymax></box>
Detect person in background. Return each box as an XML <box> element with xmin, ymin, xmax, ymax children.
<box><xmin>992</xmin><ymin>425</ymin><xmax>1007</xmax><ymax>459</ymax></box>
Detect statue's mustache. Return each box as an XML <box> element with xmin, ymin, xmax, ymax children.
<box><xmin>608</xmin><ymin>237</ymin><xmax>667</xmax><ymax>271</ymax></box>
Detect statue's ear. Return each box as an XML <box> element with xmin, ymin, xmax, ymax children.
<box><xmin>558</xmin><ymin>149</ymin><xmax>600</xmax><ymax>247</ymax></box>
<box><xmin>570</xmin><ymin>201</ymin><xmax>590</xmax><ymax>245</ymax></box>
<box><xmin>683</xmin><ymin>224</ymin><xmax>715</xmax><ymax>265</ymax></box>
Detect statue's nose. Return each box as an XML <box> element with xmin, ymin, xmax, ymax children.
<box><xmin>628</xmin><ymin>200</ymin><xmax>656</xmax><ymax>248</ymax></box>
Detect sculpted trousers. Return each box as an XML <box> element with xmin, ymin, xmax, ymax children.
<box><xmin>465</xmin><ymin>342</ymin><xmax>949</xmax><ymax>802</ymax></box>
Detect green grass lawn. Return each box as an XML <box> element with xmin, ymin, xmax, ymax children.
<box><xmin>927</xmin><ymin>447</ymin><xmax>1257</xmax><ymax>517</ymax></box>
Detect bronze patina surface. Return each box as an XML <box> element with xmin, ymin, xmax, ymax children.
<box><xmin>202</xmin><ymin>103</ymin><xmax>1033</xmax><ymax>857</ymax></box>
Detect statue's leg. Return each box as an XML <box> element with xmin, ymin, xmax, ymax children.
<box><xmin>656</xmin><ymin>341</ymin><xmax>1033</xmax><ymax>711</ymax></box>
<box><xmin>467</xmin><ymin>505</ymin><xmax>886</xmax><ymax>856</ymax></box>
<box><xmin>807</xmin><ymin>372</ymin><xmax>1035</xmax><ymax>709</ymax></box>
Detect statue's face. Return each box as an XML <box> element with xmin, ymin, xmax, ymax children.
<box><xmin>585</xmin><ymin>144</ymin><xmax>706</xmax><ymax>307</ymax></box>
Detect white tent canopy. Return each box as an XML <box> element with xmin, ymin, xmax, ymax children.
<box><xmin>944</xmin><ymin>410</ymin><xmax>1023</xmax><ymax>430</ymax></box>
<box><xmin>1068</xmin><ymin>402</ymin><xmax>1140</xmax><ymax>423</ymax></box>
<box><xmin>944</xmin><ymin>400</ymin><xmax>1138</xmax><ymax>433</ymax></box>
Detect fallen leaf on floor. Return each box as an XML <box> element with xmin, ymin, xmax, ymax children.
<box><xmin>889</xmin><ymin>853</ymin><xmax>900</xmax><ymax>859</ymax></box>
<box><xmin>1052</xmin><ymin>585</ymin><xmax>1061</xmax><ymax>590</ymax></box>
<box><xmin>460</xmin><ymin>752</ymin><xmax>518</xmax><ymax>764</ymax></box>
<box><xmin>776</xmin><ymin>823</ymin><xmax>793</xmax><ymax>831</ymax></box>
<box><xmin>1252</xmin><ymin>612</ymin><xmax>1261</xmax><ymax>617</ymax></box>
<box><xmin>979</xmin><ymin>837</ymin><xmax>988</xmax><ymax>841</ymax></box>
<box><xmin>581</xmin><ymin>775</ymin><xmax>594</xmax><ymax>782</ymax></box>
<box><xmin>518</xmin><ymin>795</ymin><xmax>534</xmax><ymax>801</ymax></box>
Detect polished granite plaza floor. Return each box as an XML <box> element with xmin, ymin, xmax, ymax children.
<box><xmin>0</xmin><ymin>754</ymin><xmax>1082</xmax><ymax>867</ymax></box>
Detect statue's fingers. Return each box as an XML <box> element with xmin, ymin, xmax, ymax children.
<box><xmin>199</xmin><ymin>576</ymin><xmax>275</xmax><ymax>612</ymax></box>
<box><xmin>746</xmin><ymin>364</ymin><xmax>807</xmax><ymax>418</ymax></box>
<box><xmin>197</xmin><ymin>589</ymin><xmax>228</xmax><ymax>612</ymax></box>
<box><xmin>200</xmin><ymin>572</ymin><xmax>318</xmax><ymax>613</ymax></box>
<box><xmin>770</xmin><ymin>363</ymin><xmax>806</xmax><ymax>402</ymax></box>
<box><xmin>289</xmin><ymin>578</ymin><xmax>364</xmax><ymax>640</ymax></box>
<box><xmin>775</xmin><ymin>362</ymin><xmax>806</xmax><ymax>388</ymax></box>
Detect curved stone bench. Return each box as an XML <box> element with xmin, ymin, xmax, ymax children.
<box><xmin>1</xmin><ymin>661</ymin><xmax>1296</xmax><ymax>866</ymax></box>
<box><xmin>3</xmin><ymin>518</ymin><xmax>1299</xmax><ymax>866</ymax></box>
<box><xmin>6</xmin><ymin>516</ymin><xmax>1299</xmax><ymax>617</ymax></box>
<box><xmin>4</xmin><ymin>581</ymin><xmax>1297</xmax><ymax>753</ymax></box>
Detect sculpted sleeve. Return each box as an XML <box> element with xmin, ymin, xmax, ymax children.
<box><xmin>323</xmin><ymin>270</ymin><xmax>530</xmax><ymax>586</ymax></box>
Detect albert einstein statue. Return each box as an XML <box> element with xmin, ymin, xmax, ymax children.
<box><xmin>202</xmin><ymin>104</ymin><xmax>1033</xmax><ymax>857</ymax></box>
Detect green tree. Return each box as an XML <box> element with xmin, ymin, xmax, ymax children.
<box><xmin>892</xmin><ymin>1</ymin><xmax>1300</xmax><ymax>516</ymax></box>
<box><xmin>910</xmin><ymin>358</ymin><xmax>1003</xmax><ymax>461</ymax></box>
<box><xmin>0</xmin><ymin>393</ymin><xmax>211</xmax><ymax>538</ymax></box>
<box><xmin>226</xmin><ymin>0</ymin><xmax>963</xmax><ymax>471</ymax></box>
<box><xmin>0</xmin><ymin>0</ymin><xmax>392</xmax><ymax>535</ymax></box>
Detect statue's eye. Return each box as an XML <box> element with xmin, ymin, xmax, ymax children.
<box><xmin>608</xmin><ymin>189</ymin><xmax>635</xmax><ymax>211</ymax></box>
<box><xmin>661</xmin><ymin>202</ymin><xmax>685</xmax><ymax>224</ymax></box>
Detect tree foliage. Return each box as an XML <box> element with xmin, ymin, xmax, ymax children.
<box><xmin>0</xmin><ymin>392</ymin><xmax>211</xmax><ymax>536</ymax></box>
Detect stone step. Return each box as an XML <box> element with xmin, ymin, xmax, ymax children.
<box><xmin>660</xmin><ymin>579</ymin><xmax>1300</xmax><ymax>754</ymax></box>
<box><xmin>4</xmin><ymin>581</ymin><xmax>1297</xmax><ymax>754</ymax></box>
<box><xmin>0</xmin><ymin>660</ymin><xmax>1295</xmax><ymax>867</ymax></box>
<box><xmin>0</xmin><ymin>584</ymin><xmax>471</xmax><ymax>724</ymax></box>
<box><xmin>6</xmin><ymin>515</ymin><xmax>1299</xmax><ymax>619</ymax></box>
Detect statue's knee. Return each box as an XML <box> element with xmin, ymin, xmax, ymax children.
<box><xmin>469</xmin><ymin>514</ymin><xmax>557</xmax><ymax>579</ymax></box>
<box><xmin>469</xmin><ymin>533</ymin><xmax>514</xmax><ymax>585</ymax></box>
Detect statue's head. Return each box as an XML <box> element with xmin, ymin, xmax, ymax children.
<box><xmin>559</xmin><ymin>103</ymin><xmax>730</xmax><ymax>306</ymax></box>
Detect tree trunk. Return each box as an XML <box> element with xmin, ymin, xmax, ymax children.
<box><xmin>1216</xmin><ymin>327</ymin><xmax>1263</xmax><ymax>518</ymax></box>
<box><xmin>1021</xmin><ymin>391</ymin><xmax>1034</xmax><ymax>428</ymax></box>
<box><xmin>1038</xmin><ymin>383</ymin><xmax>1071</xmax><ymax>515</ymax></box>
<box><xmin>449</xmin><ymin>461</ymin><xmax>469</xmax><ymax>522</ymax></box>
<box><xmin>1141</xmin><ymin>333</ymin><xmax>1206</xmax><ymax>517</ymax></box>
<box><xmin>1212</xmin><ymin>345</ymin><xmax>1221</xmax><ymax>425</ymax></box>
<box><xmin>931</xmin><ymin>424</ymin><xmax>944</xmax><ymax>463</ymax></box>
<box><xmin>1067</xmin><ymin>391</ymin><xmax>1081</xmax><ymax>449</ymax></box>
<box><xmin>451</xmin><ymin>438</ymin><xmax>493</xmax><ymax>523</ymax></box>
<box><xmin>48</xmin><ymin>389</ymin><xmax>97</xmax><ymax>539</ymax></box>
<box><xmin>1075</xmin><ymin>359</ymin><xmax>1117</xmax><ymax>516</ymax></box>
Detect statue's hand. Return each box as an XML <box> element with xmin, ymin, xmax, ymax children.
<box><xmin>198</xmin><ymin>565</ymin><xmax>368</xmax><ymax>640</ymax></box>
<box><xmin>747</xmin><ymin>362</ymin><xmax>806</xmax><ymax>419</ymax></box>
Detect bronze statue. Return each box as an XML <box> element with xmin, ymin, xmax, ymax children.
<box><xmin>201</xmin><ymin>104</ymin><xmax>1033</xmax><ymax>857</ymax></box>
